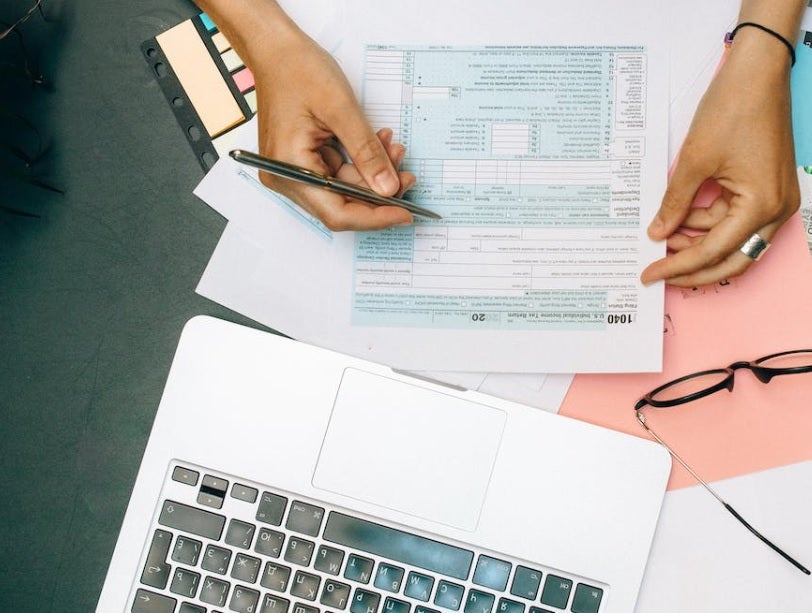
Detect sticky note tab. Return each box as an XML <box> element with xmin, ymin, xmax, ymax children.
<box><xmin>244</xmin><ymin>89</ymin><xmax>258</xmax><ymax>114</ymax></box>
<box><xmin>220</xmin><ymin>48</ymin><xmax>245</xmax><ymax>72</ymax></box>
<box><xmin>212</xmin><ymin>31</ymin><xmax>231</xmax><ymax>53</ymax></box>
<box><xmin>199</xmin><ymin>13</ymin><xmax>217</xmax><ymax>33</ymax></box>
<box><xmin>232</xmin><ymin>67</ymin><xmax>255</xmax><ymax>93</ymax></box>
<box><xmin>156</xmin><ymin>19</ymin><xmax>244</xmax><ymax>137</ymax></box>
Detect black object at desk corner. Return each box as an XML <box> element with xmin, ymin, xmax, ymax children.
<box><xmin>0</xmin><ymin>1</ymin><xmax>268</xmax><ymax>611</ymax></box>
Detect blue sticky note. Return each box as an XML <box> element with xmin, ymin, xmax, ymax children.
<box><xmin>791</xmin><ymin>40</ymin><xmax>812</xmax><ymax>167</ymax></box>
<box><xmin>199</xmin><ymin>12</ymin><xmax>217</xmax><ymax>33</ymax></box>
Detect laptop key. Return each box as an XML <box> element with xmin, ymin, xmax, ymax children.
<box><xmin>496</xmin><ymin>598</ymin><xmax>524</xmax><ymax>613</ymax></box>
<box><xmin>509</xmin><ymin>567</ymin><xmax>542</xmax><ymax>601</ymax></box>
<box><xmin>200</xmin><ymin>576</ymin><xmax>231</xmax><ymax>607</ymax></box>
<box><xmin>292</xmin><ymin>603</ymin><xmax>320</xmax><ymax>613</ymax></box>
<box><xmin>292</xmin><ymin>570</ymin><xmax>322</xmax><ymax>601</ymax></box>
<box><xmin>178</xmin><ymin>603</ymin><xmax>205</xmax><ymax>613</ymax></box>
<box><xmin>464</xmin><ymin>589</ymin><xmax>495</xmax><ymax>613</ymax></box>
<box><xmin>171</xmin><ymin>466</ymin><xmax>199</xmax><ymax>487</ymax></box>
<box><xmin>170</xmin><ymin>567</ymin><xmax>201</xmax><ymax>598</ymax></box>
<box><xmin>231</xmin><ymin>552</ymin><xmax>262</xmax><ymax>583</ymax></box>
<box><xmin>131</xmin><ymin>588</ymin><xmax>176</xmax><ymax>613</ymax></box>
<box><xmin>232</xmin><ymin>482</ymin><xmax>259</xmax><ymax>503</ymax></box>
<box><xmin>230</xmin><ymin>585</ymin><xmax>260</xmax><ymax>613</ymax></box>
<box><xmin>383</xmin><ymin>597</ymin><xmax>411</xmax><ymax>613</ymax></box>
<box><xmin>285</xmin><ymin>536</ymin><xmax>316</xmax><ymax>566</ymax></box>
<box><xmin>287</xmin><ymin>500</ymin><xmax>326</xmax><ymax>536</ymax></box>
<box><xmin>261</xmin><ymin>561</ymin><xmax>292</xmax><ymax>592</ymax></box>
<box><xmin>375</xmin><ymin>563</ymin><xmax>405</xmax><ymax>593</ymax></box>
<box><xmin>198</xmin><ymin>474</ymin><xmax>229</xmax><ymax>509</ymax></box>
<box><xmin>321</xmin><ymin>579</ymin><xmax>352</xmax><ymax>609</ymax></box>
<box><xmin>473</xmin><ymin>556</ymin><xmax>511</xmax><ymax>592</ymax></box>
<box><xmin>570</xmin><ymin>583</ymin><xmax>603</xmax><ymax>613</ymax></box>
<box><xmin>158</xmin><ymin>500</ymin><xmax>225</xmax><ymax>541</ymax></box>
<box><xmin>434</xmin><ymin>580</ymin><xmax>464</xmax><ymax>611</ymax></box>
<box><xmin>225</xmin><ymin>519</ymin><xmax>257</xmax><ymax>549</ymax></box>
<box><xmin>261</xmin><ymin>593</ymin><xmax>291</xmax><ymax>613</ymax></box>
<box><xmin>314</xmin><ymin>544</ymin><xmax>345</xmax><ymax>575</ymax></box>
<box><xmin>140</xmin><ymin>529</ymin><xmax>172</xmax><ymax>589</ymax></box>
<box><xmin>345</xmin><ymin>554</ymin><xmax>375</xmax><ymax>584</ymax></box>
<box><xmin>539</xmin><ymin>575</ymin><xmax>572</xmax><ymax>610</ymax></box>
<box><xmin>202</xmin><ymin>544</ymin><xmax>232</xmax><ymax>575</ymax></box>
<box><xmin>172</xmin><ymin>535</ymin><xmax>202</xmax><ymax>566</ymax></box>
<box><xmin>256</xmin><ymin>527</ymin><xmax>286</xmax><ymax>558</ymax></box>
<box><xmin>404</xmin><ymin>572</ymin><xmax>434</xmax><ymax>602</ymax></box>
<box><xmin>257</xmin><ymin>491</ymin><xmax>288</xmax><ymax>526</ymax></box>
<box><xmin>351</xmin><ymin>587</ymin><xmax>382</xmax><ymax>613</ymax></box>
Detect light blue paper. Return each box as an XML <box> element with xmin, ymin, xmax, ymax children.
<box><xmin>792</xmin><ymin>39</ymin><xmax>812</xmax><ymax>166</ymax></box>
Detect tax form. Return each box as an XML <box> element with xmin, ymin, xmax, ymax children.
<box><xmin>354</xmin><ymin>46</ymin><xmax>655</xmax><ymax>335</ymax></box>
<box><xmin>195</xmin><ymin>0</ymin><xmax>669</xmax><ymax>373</ymax></box>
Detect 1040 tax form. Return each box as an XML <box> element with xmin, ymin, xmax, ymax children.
<box><xmin>355</xmin><ymin>46</ymin><xmax>655</xmax><ymax>335</ymax></box>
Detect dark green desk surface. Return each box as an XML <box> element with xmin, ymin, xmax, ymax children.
<box><xmin>0</xmin><ymin>1</ymin><xmax>271</xmax><ymax>610</ymax></box>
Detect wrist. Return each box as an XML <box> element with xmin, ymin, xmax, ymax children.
<box><xmin>726</xmin><ymin>23</ymin><xmax>796</xmax><ymax>69</ymax></box>
<box><xmin>196</xmin><ymin>0</ymin><xmax>305</xmax><ymax>68</ymax></box>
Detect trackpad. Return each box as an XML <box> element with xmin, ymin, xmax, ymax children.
<box><xmin>313</xmin><ymin>368</ymin><xmax>507</xmax><ymax>531</ymax></box>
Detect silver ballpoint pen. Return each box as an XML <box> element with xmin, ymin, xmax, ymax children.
<box><xmin>229</xmin><ymin>149</ymin><xmax>441</xmax><ymax>220</ymax></box>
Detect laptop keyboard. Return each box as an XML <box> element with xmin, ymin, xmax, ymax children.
<box><xmin>129</xmin><ymin>462</ymin><xmax>606</xmax><ymax>613</ymax></box>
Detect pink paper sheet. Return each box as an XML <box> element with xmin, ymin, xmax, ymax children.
<box><xmin>560</xmin><ymin>210</ymin><xmax>812</xmax><ymax>490</ymax></box>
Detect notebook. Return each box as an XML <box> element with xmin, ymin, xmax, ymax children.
<box><xmin>96</xmin><ymin>316</ymin><xmax>670</xmax><ymax>613</ymax></box>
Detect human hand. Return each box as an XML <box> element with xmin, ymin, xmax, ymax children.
<box><xmin>641</xmin><ymin>29</ymin><xmax>800</xmax><ymax>287</ymax></box>
<box><xmin>247</xmin><ymin>18</ymin><xmax>415</xmax><ymax>231</ymax></box>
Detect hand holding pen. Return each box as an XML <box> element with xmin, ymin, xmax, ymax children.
<box><xmin>197</xmin><ymin>0</ymin><xmax>419</xmax><ymax>230</ymax></box>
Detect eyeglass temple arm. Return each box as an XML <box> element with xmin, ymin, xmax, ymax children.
<box><xmin>636</xmin><ymin>412</ymin><xmax>811</xmax><ymax>576</ymax></box>
<box><xmin>722</xmin><ymin>503</ymin><xmax>810</xmax><ymax>575</ymax></box>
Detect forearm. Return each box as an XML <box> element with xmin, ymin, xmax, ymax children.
<box><xmin>738</xmin><ymin>0</ymin><xmax>806</xmax><ymax>39</ymax></box>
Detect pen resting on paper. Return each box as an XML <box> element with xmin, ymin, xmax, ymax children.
<box><xmin>229</xmin><ymin>150</ymin><xmax>441</xmax><ymax>220</ymax></box>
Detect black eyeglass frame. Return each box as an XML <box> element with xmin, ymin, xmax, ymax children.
<box><xmin>634</xmin><ymin>349</ymin><xmax>812</xmax><ymax>410</ymax></box>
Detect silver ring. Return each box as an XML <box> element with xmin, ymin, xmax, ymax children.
<box><xmin>739</xmin><ymin>233</ymin><xmax>771</xmax><ymax>260</ymax></box>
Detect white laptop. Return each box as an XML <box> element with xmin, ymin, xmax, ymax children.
<box><xmin>97</xmin><ymin>316</ymin><xmax>670</xmax><ymax>613</ymax></box>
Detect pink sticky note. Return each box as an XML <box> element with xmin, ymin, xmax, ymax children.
<box><xmin>232</xmin><ymin>67</ymin><xmax>255</xmax><ymax>93</ymax></box>
<box><xmin>560</xmin><ymin>214</ymin><xmax>812</xmax><ymax>490</ymax></box>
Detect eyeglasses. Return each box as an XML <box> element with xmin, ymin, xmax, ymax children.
<box><xmin>634</xmin><ymin>349</ymin><xmax>812</xmax><ymax>576</ymax></box>
<box><xmin>0</xmin><ymin>0</ymin><xmax>44</xmax><ymax>41</ymax></box>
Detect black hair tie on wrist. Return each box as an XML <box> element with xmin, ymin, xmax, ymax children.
<box><xmin>725</xmin><ymin>21</ymin><xmax>797</xmax><ymax>67</ymax></box>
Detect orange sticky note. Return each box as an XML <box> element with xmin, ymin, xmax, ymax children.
<box><xmin>156</xmin><ymin>20</ymin><xmax>244</xmax><ymax>137</ymax></box>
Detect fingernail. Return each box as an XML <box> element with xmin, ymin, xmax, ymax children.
<box><xmin>647</xmin><ymin>216</ymin><xmax>666</xmax><ymax>239</ymax></box>
<box><xmin>374</xmin><ymin>170</ymin><xmax>399</xmax><ymax>195</ymax></box>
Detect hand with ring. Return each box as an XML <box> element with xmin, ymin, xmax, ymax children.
<box><xmin>641</xmin><ymin>3</ymin><xmax>804</xmax><ymax>287</ymax></box>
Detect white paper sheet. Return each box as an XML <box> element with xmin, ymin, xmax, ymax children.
<box><xmin>636</xmin><ymin>461</ymin><xmax>812</xmax><ymax>612</ymax></box>
<box><xmin>197</xmin><ymin>217</ymin><xmax>575</xmax><ymax>412</ymax></box>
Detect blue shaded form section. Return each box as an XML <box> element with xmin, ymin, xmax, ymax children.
<box><xmin>792</xmin><ymin>34</ymin><xmax>812</xmax><ymax>166</ymax></box>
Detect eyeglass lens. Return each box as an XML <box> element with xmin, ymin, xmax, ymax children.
<box><xmin>649</xmin><ymin>370</ymin><xmax>728</xmax><ymax>402</ymax></box>
<box><xmin>756</xmin><ymin>350</ymin><xmax>812</xmax><ymax>368</ymax></box>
